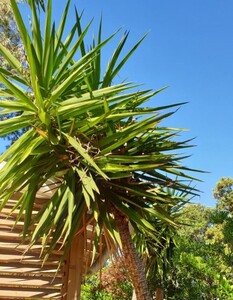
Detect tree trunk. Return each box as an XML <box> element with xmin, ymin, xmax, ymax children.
<box><xmin>112</xmin><ymin>207</ymin><xmax>152</xmax><ymax>300</ymax></box>
<box><xmin>156</xmin><ymin>287</ymin><xmax>164</xmax><ymax>300</ymax></box>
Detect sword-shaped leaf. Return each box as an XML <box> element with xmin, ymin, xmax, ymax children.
<box><xmin>0</xmin><ymin>73</ymin><xmax>36</xmax><ymax>111</ymax></box>
<box><xmin>0</xmin><ymin>43</ymin><xmax>22</xmax><ymax>71</ymax></box>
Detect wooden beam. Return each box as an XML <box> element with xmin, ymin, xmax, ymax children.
<box><xmin>63</xmin><ymin>233</ymin><xmax>84</xmax><ymax>300</ymax></box>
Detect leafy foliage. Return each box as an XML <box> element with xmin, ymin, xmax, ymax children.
<box><xmin>81</xmin><ymin>275</ymin><xmax>113</xmax><ymax>300</ymax></box>
<box><xmin>81</xmin><ymin>181</ymin><xmax>233</xmax><ymax>299</ymax></box>
<box><xmin>82</xmin><ymin>258</ymin><xmax>132</xmax><ymax>300</ymax></box>
<box><xmin>0</xmin><ymin>0</ymin><xmax>198</xmax><ymax>279</ymax></box>
<box><xmin>164</xmin><ymin>203</ymin><xmax>233</xmax><ymax>299</ymax></box>
<box><xmin>214</xmin><ymin>177</ymin><xmax>233</xmax><ymax>214</ymax></box>
<box><xmin>0</xmin><ymin>0</ymin><xmax>33</xmax><ymax>146</ymax></box>
<box><xmin>0</xmin><ymin>0</ymin><xmax>25</xmax><ymax>68</ymax></box>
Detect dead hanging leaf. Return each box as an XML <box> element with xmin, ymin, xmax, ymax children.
<box><xmin>35</xmin><ymin>127</ymin><xmax>48</xmax><ymax>140</ymax></box>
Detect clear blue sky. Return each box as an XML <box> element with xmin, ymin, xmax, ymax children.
<box><xmin>1</xmin><ymin>0</ymin><xmax>233</xmax><ymax>207</ymax></box>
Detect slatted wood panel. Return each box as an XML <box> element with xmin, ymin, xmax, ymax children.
<box><xmin>0</xmin><ymin>197</ymin><xmax>64</xmax><ymax>299</ymax></box>
<box><xmin>0</xmin><ymin>193</ymin><xmax>107</xmax><ymax>299</ymax></box>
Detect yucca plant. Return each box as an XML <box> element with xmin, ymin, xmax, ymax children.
<box><xmin>0</xmin><ymin>0</ymin><xmax>199</xmax><ymax>299</ymax></box>
<box><xmin>133</xmin><ymin>188</ymin><xmax>191</xmax><ymax>298</ymax></box>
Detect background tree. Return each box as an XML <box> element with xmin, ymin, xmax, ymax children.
<box><xmin>211</xmin><ymin>177</ymin><xmax>233</xmax><ymax>276</ymax></box>
<box><xmin>214</xmin><ymin>177</ymin><xmax>233</xmax><ymax>214</ymax></box>
<box><xmin>164</xmin><ymin>203</ymin><xmax>233</xmax><ymax>299</ymax></box>
<box><xmin>0</xmin><ymin>0</ymin><xmax>44</xmax><ymax>145</ymax></box>
<box><xmin>0</xmin><ymin>0</ymin><xmax>44</xmax><ymax>66</ymax></box>
<box><xmin>82</xmin><ymin>257</ymin><xmax>133</xmax><ymax>300</ymax></box>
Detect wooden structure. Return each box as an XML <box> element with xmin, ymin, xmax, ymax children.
<box><xmin>0</xmin><ymin>179</ymin><xmax>106</xmax><ymax>299</ymax></box>
<box><xmin>0</xmin><ymin>194</ymin><xmax>63</xmax><ymax>299</ymax></box>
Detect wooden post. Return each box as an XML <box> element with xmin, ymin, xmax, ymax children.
<box><xmin>62</xmin><ymin>233</ymin><xmax>84</xmax><ymax>300</ymax></box>
<box><xmin>156</xmin><ymin>287</ymin><xmax>164</xmax><ymax>300</ymax></box>
<box><xmin>132</xmin><ymin>289</ymin><xmax>137</xmax><ymax>299</ymax></box>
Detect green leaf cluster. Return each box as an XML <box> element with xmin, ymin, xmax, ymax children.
<box><xmin>0</xmin><ymin>0</ymin><xmax>199</xmax><ymax>267</ymax></box>
<box><xmin>164</xmin><ymin>203</ymin><xmax>233</xmax><ymax>299</ymax></box>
